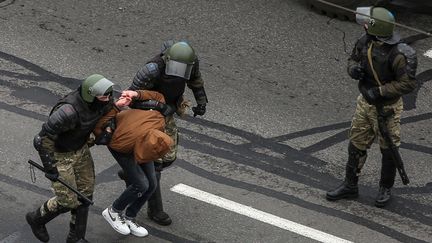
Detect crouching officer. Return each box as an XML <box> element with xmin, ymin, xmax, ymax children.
<box><xmin>26</xmin><ymin>74</ymin><xmax>116</xmax><ymax>242</ymax></box>
<box><xmin>326</xmin><ymin>7</ymin><xmax>417</xmax><ymax>207</ymax></box>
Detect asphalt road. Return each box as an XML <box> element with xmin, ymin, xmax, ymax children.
<box><xmin>0</xmin><ymin>0</ymin><xmax>431</xmax><ymax>242</ymax></box>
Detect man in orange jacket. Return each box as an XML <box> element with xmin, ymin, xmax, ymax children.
<box><xmin>94</xmin><ymin>90</ymin><xmax>173</xmax><ymax>237</ymax></box>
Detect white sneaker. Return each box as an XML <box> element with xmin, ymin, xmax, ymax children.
<box><xmin>102</xmin><ymin>207</ymin><xmax>131</xmax><ymax>235</ymax></box>
<box><xmin>125</xmin><ymin>218</ymin><xmax>148</xmax><ymax>237</ymax></box>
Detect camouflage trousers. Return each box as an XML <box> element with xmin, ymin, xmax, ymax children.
<box><xmin>42</xmin><ymin>144</ymin><xmax>95</xmax><ymax>216</ymax></box>
<box><xmin>155</xmin><ymin>115</ymin><xmax>178</xmax><ymax>166</ymax></box>
<box><xmin>349</xmin><ymin>95</ymin><xmax>403</xmax><ymax>151</ymax></box>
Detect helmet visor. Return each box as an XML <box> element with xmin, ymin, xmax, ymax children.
<box><xmin>165</xmin><ymin>60</ymin><xmax>193</xmax><ymax>79</ymax></box>
<box><xmin>355</xmin><ymin>7</ymin><xmax>372</xmax><ymax>26</ymax></box>
<box><xmin>89</xmin><ymin>78</ymin><xmax>114</xmax><ymax>97</ymax></box>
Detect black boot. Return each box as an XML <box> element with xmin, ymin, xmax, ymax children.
<box><xmin>66</xmin><ymin>201</ymin><xmax>90</xmax><ymax>243</ymax></box>
<box><xmin>148</xmin><ymin>170</ymin><xmax>172</xmax><ymax>226</ymax></box>
<box><xmin>375</xmin><ymin>148</ymin><xmax>396</xmax><ymax>207</ymax></box>
<box><xmin>326</xmin><ymin>143</ymin><xmax>366</xmax><ymax>201</ymax></box>
<box><xmin>375</xmin><ymin>186</ymin><xmax>392</xmax><ymax>207</ymax></box>
<box><xmin>26</xmin><ymin>201</ymin><xmax>68</xmax><ymax>242</ymax></box>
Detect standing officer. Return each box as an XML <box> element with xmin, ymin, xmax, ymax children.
<box><xmin>326</xmin><ymin>7</ymin><xmax>417</xmax><ymax>207</ymax></box>
<box><xmin>26</xmin><ymin>74</ymin><xmax>118</xmax><ymax>242</ymax></box>
<box><xmin>125</xmin><ymin>40</ymin><xmax>208</xmax><ymax>225</ymax></box>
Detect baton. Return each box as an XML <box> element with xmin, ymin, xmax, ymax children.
<box><xmin>28</xmin><ymin>159</ymin><xmax>94</xmax><ymax>205</ymax></box>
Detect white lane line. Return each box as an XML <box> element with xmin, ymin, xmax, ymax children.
<box><xmin>425</xmin><ymin>49</ymin><xmax>432</xmax><ymax>59</ymax></box>
<box><xmin>171</xmin><ymin>183</ymin><xmax>353</xmax><ymax>243</ymax></box>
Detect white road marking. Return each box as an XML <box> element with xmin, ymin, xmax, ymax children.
<box><xmin>424</xmin><ymin>49</ymin><xmax>432</xmax><ymax>59</ymax></box>
<box><xmin>171</xmin><ymin>183</ymin><xmax>353</xmax><ymax>243</ymax></box>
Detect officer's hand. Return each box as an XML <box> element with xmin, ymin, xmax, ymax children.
<box><xmin>362</xmin><ymin>87</ymin><xmax>381</xmax><ymax>104</ymax></box>
<box><xmin>348</xmin><ymin>65</ymin><xmax>365</xmax><ymax>80</ymax></box>
<box><xmin>192</xmin><ymin>104</ymin><xmax>206</xmax><ymax>117</ymax></box>
<box><xmin>44</xmin><ymin>166</ymin><xmax>59</xmax><ymax>182</ymax></box>
<box><xmin>121</xmin><ymin>90</ymin><xmax>138</xmax><ymax>99</ymax></box>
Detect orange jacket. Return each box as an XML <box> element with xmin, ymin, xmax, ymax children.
<box><xmin>94</xmin><ymin>90</ymin><xmax>173</xmax><ymax>164</ymax></box>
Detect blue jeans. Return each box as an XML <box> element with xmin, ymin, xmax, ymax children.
<box><xmin>109</xmin><ymin>149</ymin><xmax>157</xmax><ymax>218</ymax></box>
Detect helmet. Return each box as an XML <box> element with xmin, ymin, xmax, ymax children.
<box><xmin>164</xmin><ymin>41</ymin><xmax>196</xmax><ymax>79</ymax></box>
<box><xmin>81</xmin><ymin>74</ymin><xmax>114</xmax><ymax>103</ymax></box>
<box><xmin>367</xmin><ymin>7</ymin><xmax>395</xmax><ymax>37</ymax></box>
<box><xmin>356</xmin><ymin>7</ymin><xmax>399</xmax><ymax>44</ymax></box>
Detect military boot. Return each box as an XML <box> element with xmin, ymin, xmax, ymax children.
<box><xmin>326</xmin><ymin>143</ymin><xmax>367</xmax><ymax>201</ymax></box>
<box><xmin>26</xmin><ymin>201</ymin><xmax>67</xmax><ymax>242</ymax></box>
<box><xmin>147</xmin><ymin>171</ymin><xmax>172</xmax><ymax>226</ymax></box>
<box><xmin>375</xmin><ymin>186</ymin><xmax>392</xmax><ymax>207</ymax></box>
<box><xmin>66</xmin><ymin>200</ymin><xmax>91</xmax><ymax>243</ymax></box>
<box><xmin>375</xmin><ymin>148</ymin><xmax>396</xmax><ymax>207</ymax></box>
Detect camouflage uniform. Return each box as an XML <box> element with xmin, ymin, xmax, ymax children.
<box><xmin>48</xmin><ymin>145</ymin><xmax>95</xmax><ymax>212</ymax></box>
<box><xmin>26</xmin><ymin>74</ymin><xmax>114</xmax><ymax>243</ymax></box>
<box><xmin>327</xmin><ymin>7</ymin><xmax>417</xmax><ymax>207</ymax></box>
<box><xmin>350</xmin><ymin>95</ymin><xmax>403</xmax><ymax>151</ymax></box>
<box><xmin>156</xmin><ymin>115</ymin><xmax>178</xmax><ymax>164</ymax></box>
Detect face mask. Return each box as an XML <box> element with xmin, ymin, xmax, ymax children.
<box><xmin>89</xmin><ymin>96</ymin><xmax>112</xmax><ymax>111</ymax></box>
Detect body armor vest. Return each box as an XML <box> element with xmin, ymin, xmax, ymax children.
<box><xmin>148</xmin><ymin>55</ymin><xmax>200</xmax><ymax>106</ymax></box>
<box><xmin>358</xmin><ymin>37</ymin><xmax>402</xmax><ymax>104</ymax></box>
<box><xmin>51</xmin><ymin>90</ymin><xmax>112</xmax><ymax>152</ymax></box>
<box><xmin>361</xmin><ymin>41</ymin><xmax>396</xmax><ymax>86</ymax></box>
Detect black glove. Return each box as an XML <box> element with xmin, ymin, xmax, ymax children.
<box><xmin>192</xmin><ymin>104</ymin><xmax>206</xmax><ymax>117</ymax></box>
<box><xmin>95</xmin><ymin>119</ymin><xmax>115</xmax><ymax>145</ymax></box>
<box><xmin>362</xmin><ymin>87</ymin><xmax>381</xmax><ymax>105</ymax></box>
<box><xmin>44</xmin><ymin>165</ymin><xmax>59</xmax><ymax>182</ymax></box>
<box><xmin>348</xmin><ymin>65</ymin><xmax>365</xmax><ymax>80</ymax></box>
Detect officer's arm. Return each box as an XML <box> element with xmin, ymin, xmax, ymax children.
<box><xmin>347</xmin><ymin>37</ymin><xmax>364</xmax><ymax>75</ymax></box>
<box><xmin>187</xmin><ymin>60</ymin><xmax>208</xmax><ymax>105</ymax></box>
<box><xmin>34</xmin><ymin>104</ymin><xmax>78</xmax><ymax>169</ymax></box>
<box><xmin>129</xmin><ymin>62</ymin><xmax>159</xmax><ymax>91</ymax></box>
<box><xmin>130</xmin><ymin>90</ymin><xmax>175</xmax><ymax>116</ymax></box>
<box><xmin>380</xmin><ymin>44</ymin><xmax>417</xmax><ymax>98</ymax></box>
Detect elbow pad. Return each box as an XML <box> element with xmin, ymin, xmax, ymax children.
<box><xmin>44</xmin><ymin>104</ymin><xmax>78</xmax><ymax>136</ymax></box>
<box><xmin>33</xmin><ymin>134</ymin><xmax>56</xmax><ymax>168</ymax></box>
<box><xmin>395</xmin><ymin>43</ymin><xmax>417</xmax><ymax>79</ymax></box>
<box><xmin>129</xmin><ymin>63</ymin><xmax>159</xmax><ymax>90</ymax></box>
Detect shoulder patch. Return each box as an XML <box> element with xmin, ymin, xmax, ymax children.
<box><xmin>145</xmin><ymin>62</ymin><xmax>160</xmax><ymax>79</ymax></box>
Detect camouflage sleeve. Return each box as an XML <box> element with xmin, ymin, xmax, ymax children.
<box><xmin>380</xmin><ymin>44</ymin><xmax>417</xmax><ymax>98</ymax></box>
<box><xmin>187</xmin><ymin>59</ymin><xmax>208</xmax><ymax>104</ymax></box>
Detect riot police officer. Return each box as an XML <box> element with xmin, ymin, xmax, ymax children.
<box><xmin>124</xmin><ymin>40</ymin><xmax>208</xmax><ymax>225</ymax></box>
<box><xmin>326</xmin><ymin>7</ymin><xmax>417</xmax><ymax>207</ymax></box>
<box><xmin>26</xmin><ymin>74</ymin><xmax>117</xmax><ymax>242</ymax></box>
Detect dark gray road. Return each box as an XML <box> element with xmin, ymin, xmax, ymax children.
<box><xmin>0</xmin><ymin>0</ymin><xmax>431</xmax><ymax>242</ymax></box>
